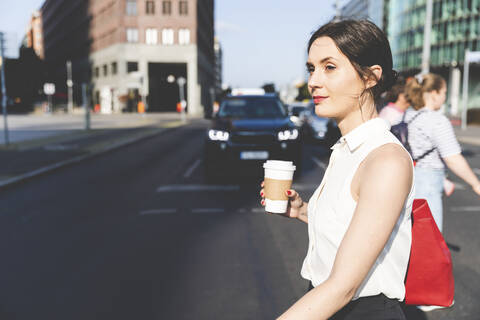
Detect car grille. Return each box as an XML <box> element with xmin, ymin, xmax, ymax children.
<box><xmin>230</xmin><ymin>132</ymin><xmax>276</xmax><ymax>144</ymax></box>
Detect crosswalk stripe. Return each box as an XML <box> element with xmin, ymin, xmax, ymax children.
<box><xmin>156</xmin><ymin>185</ymin><xmax>240</xmax><ymax>192</ymax></box>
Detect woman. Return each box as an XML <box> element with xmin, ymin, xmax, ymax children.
<box><xmin>379</xmin><ymin>79</ymin><xmax>409</xmax><ymax>126</ymax></box>
<box><xmin>404</xmin><ymin>74</ymin><xmax>480</xmax><ymax>232</ymax></box>
<box><xmin>260</xmin><ymin>20</ymin><xmax>414</xmax><ymax>319</ymax></box>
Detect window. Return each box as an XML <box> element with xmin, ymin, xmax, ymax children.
<box><xmin>146</xmin><ymin>28</ymin><xmax>158</xmax><ymax>44</ymax></box>
<box><xmin>111</xmin><ymin>62</ymin><xmax>117</xmax><ymax>75</ymax></box>
<box><xmin>95</xmin><ymin>67</ymin><xmax>100</xmax><ymax>78</ymax></box>
<box><xmin>126</xmin><ymin>28</ymin><xmax>138</xmax><ymax>42</ymax></box>
<box><xmin>146</xmin><ymin>0</ymin><xmax>155</xmax><ymax>14</ymax></box>
<box><xmin>103</xmin><ymin>64</ymin><xmax>108</xmax><ymax>76</ymax></box>
<box><xmin>126</xmin><ymin>0</ymin><xmax>137</xmax><ymax>15</ymax></box>
<box><xmin>179</xmin><ymin>1</ymin><xmax>188</xmax><ymax>15</ymax></box>
<box><xmin>178</xmin><ymin>28</ymin><xmax>190</xmax><ymax>45</ymax></box>
<box><xmin>162</xmin><ymin>0</ymin><xmax>171</xmax><ymax>14</ymax></box>
<box><xmin>127</xmin><ymin>61</ymin><xmax>138</xmax><ymax>73</ymax></box>
<box><xmin>162</xmin><ymin>28</ymin><xmax>174</xmax><ymax>45</ymax></box>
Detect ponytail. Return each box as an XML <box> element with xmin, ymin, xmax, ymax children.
<box><xmin>405</xmin><ymin>73</ymin><xmax>446</xmax><ymax>110</ymax></box>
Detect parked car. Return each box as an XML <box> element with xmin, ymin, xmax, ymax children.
<box><xmin>204</xmin><ymin>93</ymin><xmax>302</xmax><ymax>180</ymax></box>
<box><xmin>302</xmin><ymin>104</ymin><xmax>341</xmax><ymax>146</ymax></box>
<box><xmin>287</xmin><ymin>103</ymin><xmax>309</xmax><ymax>128</ymax></box>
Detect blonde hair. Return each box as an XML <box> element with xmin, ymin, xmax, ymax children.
<box><xmin>405</xmin><ymin>73</ymin><xmax>446</xmax><ymax>110</ymax></box>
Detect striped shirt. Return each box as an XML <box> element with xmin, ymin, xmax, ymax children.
<box><xmin>404</xmin><ymin>108</ymin><xmax>461</xmax><ymax>169</ymax></box>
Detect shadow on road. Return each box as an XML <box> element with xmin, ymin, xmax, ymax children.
<box><xmin>402</xmin><ymin>304</ymin><xmax>428</xmax><ymax>320</ymax></box>
<box><xmin>446</xmin><ymin>242</ymin><xmax>461</xmax><ymax>252</ymax></box>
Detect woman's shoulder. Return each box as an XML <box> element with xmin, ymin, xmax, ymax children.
<box><xmin>364</xmin><ymin>142</ymin><xmax>412</xmax><ymax>176</ymax></box>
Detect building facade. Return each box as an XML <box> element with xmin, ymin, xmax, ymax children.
<box><xmin>341</xmin><ymin>0</ymin><xmax>386</xmax><ymax>29</ymax></box>
<box><xmin>26</xmin><ymin>11</ymin><xmax>44</xmax><ymax>60</ymax></box>
<box><xmin>41</xmin><ymin>0</ymin><xmax>91</xmax><ymax>106</ymax></box>
<box><xmin>41</xmin><ymin>0</ymin><xmax>214</xmax><ymax>115</ymax></box>
<box><xmin>213</xmin><ymin>36</ymin><xmax>222</xmax><ymax>97</ymax></box>
<box><xmin>388</xmin><ymin>0</ymin><xmax>480</xmax><ymax>112</ymax></box>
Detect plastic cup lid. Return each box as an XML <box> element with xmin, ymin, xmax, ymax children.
<box><xmin>263</xmin><ymin>160</ymin><xmax>296</xmax><ymax>171</ymax></box>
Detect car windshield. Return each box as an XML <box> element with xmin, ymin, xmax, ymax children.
<box><xmin>290</xmin><ymin>106</ymin><xmax>305</xmax><ymax>116</ymax></box>
<box><xmin>218</xmin><ymin>98</ymin><xmax>287</xmax><ymax>119</ymax></box>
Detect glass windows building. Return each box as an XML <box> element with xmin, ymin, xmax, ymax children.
<box><xmin>388</xmin><ymin>0</ymin><xmax>480</xmax><ymax>110</ymax></box>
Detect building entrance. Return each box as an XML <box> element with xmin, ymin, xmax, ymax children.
<box><xmin>148</xmin><ymin>63</ymin><xmax>187</xmax><ymax>112</ymax></box>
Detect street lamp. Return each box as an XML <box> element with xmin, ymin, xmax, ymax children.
<box><xmin>177</xmin><ymin>76</ymin><xmax>186</xmax><ymax>123</ymax></box>
<box><xmin>421</xmin><ymin>0</ymin><xmax>433</xmax><ymax>74</ymax></box>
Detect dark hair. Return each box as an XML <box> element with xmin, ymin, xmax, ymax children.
<box><xmin>404</xmin><ymin>73</ymin><xmax>446</xmax><ymax>110</ymax></box>
<box><xmin>307</xmin><ymin>19</ymin><xmax>397</xmax><ymax>106</ymax></box>
<box><xmin>385</xmin><ymin>78</ymin><xmax>406</xmax><ymax>103</ymax></box>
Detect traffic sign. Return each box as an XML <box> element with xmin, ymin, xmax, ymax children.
<box><xmin>466</xmin><ymin>51</ymin><xmax>480</xmax><ymax>63</ymax></box>
<box><xmin>44</xmin><ymin>83</ymin><xmax>55</xmax><ymax>95</ymax></box>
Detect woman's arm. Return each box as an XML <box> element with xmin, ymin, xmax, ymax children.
<box><xmin>260</xmin><ymin>183</ymin><xmax>309</xmax><ymax>223</ymax></box>
<box><xmin>278</xmin><ymin>144</ymin><xmax>413</xmax><ymax>319</ymax></box>
<box><xmin>443</xmin><ymin>154</ymin><xmax>480</xmax><ymax>196</ymax></box>
<box><xmin>294</xmin><ymin>198</ymin><xmax>309</xmax><ymax>223</ymax></box>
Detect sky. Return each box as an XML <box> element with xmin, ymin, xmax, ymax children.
<box><xmin>0</xmin><ymin>0</ymin><xmax>45</xmax><ymax>58</ymax></box>
<box><xmin>215</xmin><ymin>0</ymin><xmax>339</xmax><ymax>88</ymax></box>
<box><xmin>0</xmin><ymin>0</ymin><xmax>340</xmax><ymax>88</ymax></box>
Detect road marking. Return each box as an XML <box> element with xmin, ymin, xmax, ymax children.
<box><xmin>43</xmin><ymin>144</ymin><xmax>79</xmax><ymax>151</ymax></box>
<box><xmin>291</xmin><ymin>183</ymin><xmax>319</xmax><ymax>191</ymax></box>
<box><xmin>191</xmin><ymin>208</ymin><xmax>225</xmax><ymax>213</ymax></box>
<box><xmin>139</xmin><ymin>209</ymin><xmax>177</xmax><ymax>215</ymax></box>
<box><xmin>473</xmin><ymin>168</ymin><xmax>480</xmax><ymax>175</ymax></box>
<box><xmin>251</xmin><ymin>208</ymin><xmax>265</xmax><ymax>213</ymax></box>
<box><xmin>156</xmin><ymin>185</ymin><xmax>240</xmax><ymax>192</ymax></box>
<box><xmin>312</xmin><ymin>156</ymin><xmax>327</xmax><ymax>170</ymax></box>
<box><xmin>449</xmin><ymin>206</ymin><xmax>480</xmax><ymax>212</ymax></box>
<box><xmin>183</xmin><ymin>159</ymin><xmax>202</xmax><ymax>178</ymax></box>
<box><xmin>453</xmin><ymin>182</ymin><xmax>466</xmax><ymax>190</ymax></box>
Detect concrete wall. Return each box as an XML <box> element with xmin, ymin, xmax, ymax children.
<box><xmin>90</xmin><ymin>42</ymin><xmax>203</xmax><ymax>115</ymax></box>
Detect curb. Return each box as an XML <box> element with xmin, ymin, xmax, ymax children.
<box><xmin>0</xmin><ymin>123</ymin><xmax>184</xmax><ymax>190</ymax></box>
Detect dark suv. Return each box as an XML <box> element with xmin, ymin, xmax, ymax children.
<box><xmin>204</xmin><ymin>94</ymin><xmax>302</xmax><ymax>179</ymax></box>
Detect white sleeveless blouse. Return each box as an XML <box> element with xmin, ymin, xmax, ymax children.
<box><xmin>300</xmin><ymin>118</ymin><xmax>414</xmax><ymax>301</ymax></box>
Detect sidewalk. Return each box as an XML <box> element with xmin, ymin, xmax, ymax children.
<box><xmin>450</xmin><ymin>116</ymin><xmax>480</xmax><ymax>146</ymax></box>
<box><xmin>0</xmin><ymin>112</ymin><xmax>199</xmax><ymax>189</ymax></box>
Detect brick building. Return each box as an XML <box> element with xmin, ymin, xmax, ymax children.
<box><xmin>41</xmin><ymin>0</ymin><xmax>215</xmax><ymax>115</ymax></box>
<box><xmin>26</xmin><ymin>11</ymin><xmax>44</xmax><ymax>60</ymax></box>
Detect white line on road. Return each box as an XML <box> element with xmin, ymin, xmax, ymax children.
<box><xmin>191</xmin><ymin>208</ymin><xmax>225</xmax><ymax>213</ymax></box>
<box><xmin>139</xmin><ymin>209</ymin><xmax>177</xmax><ymax>215</ymax></box>
<box><xmin>183</xmin><ymin>159</ymin><xmax>202</xmax><ymax>178</ymax></box>
<box><xmin>291</xmin><ymin>183</ymin><xmax>319</xmax><ymax>191</ymax></box>
<box><xmin>449</xmin><ymin>206</ymin><xmax>480</xmax><ymax>212</ymax></box>
<box><xmin>453</xmin><ymin>182</ymin><xmax>467</xmax><ymax>190</ymax></box>
<box><xmin>156</xmin><ymin>185</ymin><xmax>240</xmax><ymax>192</ymax></box>
<box><xmin>251</xmin><ymin>208</ymin><xmax>265</xmax><ymax>213</ymax></box>
<box><xmin>312</xmin><ymin>156</ymin><xmax>327</xmax><ymax>170</ymax></box>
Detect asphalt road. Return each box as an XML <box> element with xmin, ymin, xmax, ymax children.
<box><xmin>1</xmin><ymin>120</ymin><xmax>479</xmax><ymax>319</ymax></box>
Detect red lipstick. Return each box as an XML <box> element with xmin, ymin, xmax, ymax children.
<box><xmin>313</xmin><ymin>96</ymin><xmax>328</xmax><ymax>104</ymax></box>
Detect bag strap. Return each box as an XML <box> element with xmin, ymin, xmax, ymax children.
<box><xmin>413</xmin><ymin>147</ymin><xmax>436</xmax><ymax>162</ymax></box>
<box><xmin>408</xmin><ymin>110</ymin><xmax>437</xmax><ymax>163</ymax></box>
<box><xmin>406</xmin><ymin>109</ymin><xmax>426</xmax><ymax>124</ymax></box>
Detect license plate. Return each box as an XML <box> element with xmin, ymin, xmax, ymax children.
<box><xmin>240</xmin><ymin>151</ymin><xmax>269</xmax><ymax>160</ymax></box>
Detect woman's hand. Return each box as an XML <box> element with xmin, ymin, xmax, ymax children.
<box><xmin>473</xmin><ymin>183</ymin><xmax>480</xmax><ymax>197</ymax></box>
<box><xmin>259</xmin><ymin>181</ymin><xmax>306</xmax><ymax>220</ymax></box>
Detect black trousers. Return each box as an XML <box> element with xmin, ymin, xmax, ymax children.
<box><xmin>307</xmin><ymin>282</ymin><xmax>406</xmax><ymax>320</ymax></box>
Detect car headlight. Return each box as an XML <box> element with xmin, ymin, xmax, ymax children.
<box><xmin>208</xmin><ymin>129</ymin><xmax>229</xmax><ymax>141</ymax></box>
<box><xmin>278</xmin><ymin>129</ymin><xmax>299</xmax><ymax>141</ymax></box>
<box><xmin>312</xmin><ymin>122</ymin><xmax>328</xmax><ymax>132</ymax></box>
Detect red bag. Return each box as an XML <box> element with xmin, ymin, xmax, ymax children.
<box><xmin>404</xmin><ymin>199</ymin><xmax>455</xmax><ymax>306</ymax></box>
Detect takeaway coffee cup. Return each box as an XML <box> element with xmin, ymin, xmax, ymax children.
<box><xmin>263</xmin><ymin>160</ymin><xmax>296</xmax><ymax>214</ymax></box>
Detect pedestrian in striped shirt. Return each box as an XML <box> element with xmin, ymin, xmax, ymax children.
<box><xmin>404</xmin><ymin>73</ymin><xmax>480</xmax><ymax>234</ymax></box>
